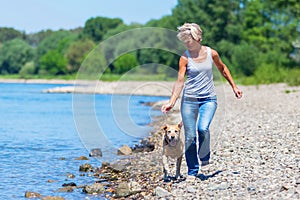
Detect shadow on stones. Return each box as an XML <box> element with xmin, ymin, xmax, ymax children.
<box><xmin>163</xmin><ymin>175</ymin><xmax>185</xmax><ymax>183</ymax></box>
<box><xmin>197</xmin><ymin>170</ymin><xmax>223</xmax><ymax>181</ymax></box>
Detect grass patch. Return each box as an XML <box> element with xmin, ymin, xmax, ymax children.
<box><xmin>237</xmin><ymin>65</ymin><xmax>300</xmax><ymax>86</ymax></box>
<box><xmin>285</xmin><ymin>89</ymin><xmax>298</xmax><ymax>94</ymax></box>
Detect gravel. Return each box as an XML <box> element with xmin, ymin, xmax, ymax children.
<box><xmin>160</xmin><ymin>83</ymin><xmax>300</xmax><ymax>199</ymax></box>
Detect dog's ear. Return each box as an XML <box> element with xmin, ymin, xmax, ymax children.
<box><xmin>177</xmin><ymin>121</ymin><xmax>183</xmax><ymax>129</ymax></box>
<box><xmin>161</xmin><ymin>125</ymin><xmax>168</xmax><ymax>131</ymax></box>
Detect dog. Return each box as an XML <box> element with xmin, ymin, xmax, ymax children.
<box><xmin>161</xmin><ymin>122</ymin><xmax>184</xmax><ymax>182</ymax></box>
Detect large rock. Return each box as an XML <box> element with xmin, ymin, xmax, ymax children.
<box><xmin>115</xmin><ymin>182</ymin><xmax>130</xmax><ymax>197</ymax></box>
<box><xmin>74</xmin><ymin>156</ymin><xmax>89</xmax><ymax>160</ymax></box>
<box><xmin>25</xmin><ymin>191</ymin><xmax>41</xmax><ymax>198</ymax></box>
<box><xmin>82</xmin><ymin>183</ymin><xmax>105</xmax><ymax>194</ymax></box>
<box><xmin>56</xmin><ymin>186</ymin><xmax>74</xmax><ymax>192</ymax></box>
<box><xmin>79</xmin><ymin>163</ymin><xmax>93</xmax><ymax>172</ymax></box>
<box><xmin>62</xmin><ymin>182</ymin><xmax>76</xmax><ymax>187</ymax></box>
<box><xmin>128</xmin><ymin>181</ymin><xmax>142</xmax><ymax>194</ymax></box>
<box><xmin>108</xmin><ymin>163</ymin><xmax>127</xmax><ymax>173</ymax></box>
<box><xmin>89</xmin><ymin>148</ymin><xmax>102</xmax><ymax>157</ymax></box>
<box><xmin>132</xmin><ymin>140</ymin><xmax>155</xmax><ymax>153</ymax></box>
<box><xmin>117</xmin><ymin>145</ymin><xmax>132</xmax><ymax>155</ymax></box>
<box><xmin>115</xmin><ymin>181</ymin><xmax>142</xmax><ymax>198</ymax></box>
<box><xmin>155</xmin><ymin>186</ymin><xmax>172</xmax><ymax>198</ymax></box>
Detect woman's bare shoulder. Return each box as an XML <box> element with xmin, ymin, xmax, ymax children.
<box><xmin>180</xmin><ymin>52</ymin><xmax>188</xmax><ymax>61</ymax></box>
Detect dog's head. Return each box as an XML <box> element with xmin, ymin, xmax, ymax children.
<box><xmin>161</xmin><ymin>122</ymin><xmax>182</xmax><ymax>147</ymax></box>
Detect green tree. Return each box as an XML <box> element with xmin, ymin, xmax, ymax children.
<box><xmin>65</xmin><ymin>39</ymin><xmax>95</xmax><ymax>73</ymax></box>
<box><xmin>25</xmin><ymin>29</ymin><xmax>53</xmax><ymax>47</ymax></box>
<box><xmin>82</xmin><ymin>16</ymin><xmax>124</xmax><ymax>42</ymax></box>
<box><xmin>231</xmin><ymin>42</ymin><xmax>259</xmax><ymax>76</ymax></box>
<box><xmin>145</xmin><ymin>16</ymin><xmax>177</xmax><ymax>29</ymax></box>
<box><xmin>19</xmin><ymin>61</ymin><xmax>36</xmax><ymax>77</ymax></box>
<box><xmin>36</xmin><ymin>30</ymin><xmax>77</xmax><ymax>74</ymax></box>
<box><xmin>39</xmin><ymin>50</ymin><xmax>67</xmax><ymax>75</ymax></box>
<box><xmin>0</xmin><ymin>39</ymin><xmax>34</xmax><ymax>74</ymax></box>
<box><xmin>172</xmin><ymin>0</ymin><xmax>242</xmax><ymax>46</ymax></box>
<box><xmin>242</xmin><ymin>0</ymin><xmax>299</xmax><ymax>67</ymax></box>
<box><xmin>103</xmin><ymin>24</ymin><xmax>142</xmax><ymax>40</ymax></box>
<box><xmin>0</xmin><ymin>28</ymin><xmax>23</xmax><ymax>43</ymax></box>
<box><xmin>112</xmin><ymin>53</ymin><xmax>138</xmax><ymax>74</ymax></box>
<box><xmin>78</xmin><ymin>47</ymin><xmax>107</xmax><ymax>77</ymax></box>
<box><xmin>36</xmin><ymin>30</ymin><xmax>77</xmax><ymax>59</ymax></box>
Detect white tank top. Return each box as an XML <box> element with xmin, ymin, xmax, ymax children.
<box><xmin>184</xmin><ymin>46</ymin><xmax>216</xmax><ymax>98</ymax></box>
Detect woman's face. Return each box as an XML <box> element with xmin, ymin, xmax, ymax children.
<box><xmin>183</xmin><ymin>38</ymin><xmax>200</xmax><ymax>50</ymax></box>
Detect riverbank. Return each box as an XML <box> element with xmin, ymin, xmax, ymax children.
<box><xmin>0</xmin><ymin>79</ymin><xmax>174</xmax><ymax>96</ymax></box>
<box><xmin>46</xmin><ymin>83</ymin><xmax>299</xmax><ymax>199</ymax></box>
<box><xmin>89</xmin><ymin>83</ymin><xmax>299</xmax><ymax>199</ymax></box>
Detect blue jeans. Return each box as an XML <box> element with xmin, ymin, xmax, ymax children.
<box><xmin>181</xmin><ymin>95</ymin><xmax>217</xmax><ymax>175</ymax></box>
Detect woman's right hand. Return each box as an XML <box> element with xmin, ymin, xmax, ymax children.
<box><xmin>161</xmin><ymin>102</ymin><xmax>174</xmax><ymax>113</ymax></box>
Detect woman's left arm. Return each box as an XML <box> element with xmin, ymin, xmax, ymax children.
<box><xmin>212</xmin><ymin>49</ymin><xmax>243</xmax><ymax>99</ymax></box>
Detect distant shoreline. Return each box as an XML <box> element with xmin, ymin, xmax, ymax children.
<box><xmin>0</xmin><ymin>78</ymin><xmax>77</xmax><ymax>84</ymax></box>
<box><xmin>0</xmin><ymin>78</ymin><xmax>174</xmax><ymax>96</ymax></box>
<box><xmin>2</xmin><ymin>78</ymin><xmax>298</xmax><ymax>96</ymax></box>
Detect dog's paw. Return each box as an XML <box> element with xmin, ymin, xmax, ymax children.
<box><xmin>174</xmin><ymin>175</ymin><xmax>185</xmax><ymax>182</ymax></box>
<box><xmin>175</xmin><ymin>174</ymin><xmax>183</xmax><ymax>179</ymax></box>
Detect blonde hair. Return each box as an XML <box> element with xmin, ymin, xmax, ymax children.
<box><xmin>177</xmin><ymin>23</ymin><xmax>203</xmax><ymax>42</ymax></box>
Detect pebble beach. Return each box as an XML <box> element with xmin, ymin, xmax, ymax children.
<box><xmin>2</xmin><ymin>79</ymin><xmax>299</xmax><ymax>199</ymax></box>
<box><xmin>157</xmin><ymin>83</ymin><xmax>300</xmax><ymax>200</ymax></box>
<box><xmin>59</xmin><ymin>82</ymin><xmax>299</xmax><ymax>199</ymax></box>
<box><xmin>103</xmin><ymin>83</ymin><xmax>300</xmax><ymax>200</ymax></box>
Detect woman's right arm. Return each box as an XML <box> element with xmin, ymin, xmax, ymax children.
<box><xmin>161</xmin><ymin>56</ymin><xmax>187</xmax><ymax>113</ymax></box>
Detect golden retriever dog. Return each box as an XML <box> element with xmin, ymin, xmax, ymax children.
<box><xmin>161</xmin><ymin>122</ymin><xmax>184</xmax><ymax>182</ymax></box>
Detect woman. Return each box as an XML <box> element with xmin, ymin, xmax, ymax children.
<box><xmin>161</xmin><ymin>23</ymin><xmax>243</xmax><ymax>177</ymax></box>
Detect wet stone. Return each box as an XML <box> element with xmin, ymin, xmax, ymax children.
<box><xmin>155</xmin><ymin>186</ymin><xmax>172</xmax><ymax>198</ymax></box>
<box><xmin>89</xmin><ymin>148</ymin><xmax>102</xmax><ymax>157</ymax></box>
<box><xmin>25</xmin><ymin>191</ymin><xmax>41</xmax><ymax>198</ymax></box>
<box><xmin>82</xmin><ymin>183</ymin><xmax>105</xmax><ymax>194</ymax></box>
<box><xmin>79</xmin><ymin>163</ymin><xmax>93</xmax><ymax>172</ymax></box>
<box><xmin>117</xmin><ymin>145</ymin><xmax>132</xmax><ymax>155</ymax></box>
<box><xmin>62</xmin><ymin>182</ymin><xmax>76</xmax><ymax>187</ymax></box>
<box><xmin>74</xmin><ymin>156</ymin><xmax>89</xmax><ymax>160</ymax></box>
<box><xmin>56</xmin><ymin>186</ymin><xmax>74</xmax><ymax>193</ymax></box>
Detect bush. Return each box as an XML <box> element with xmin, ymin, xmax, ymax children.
<box><xmin>240</xmin><ymin>64</ymin><xmax>289</xmax><ymax>85</ymax></box>
<box><xmin>112</xmin><ymin>53</ymin><xmax>138</xmax><ymax>74</ymax></box>
<box><xmin>19</xmin><ymin>61</ymin><xmax>36</xmax><ymax>78</ymax></box>
<box><xmin>0</xmin><ymin>39</ymin><xmax>34</xmax><ymax>74</ymax></box>
<box><xmin>39</xmin><ymin>50</ymin><xmax>67</xmax><ymax>75</ymax></box>
<box><xmin>231</xmin><ymin>42</ymin><xmax>259</xmax><ymax>76</ymax></box>
<box><xmin>286</xmin><ymin>68</ymin><xmax>300</xmax><ymax>86</ymax></box>
<box><xmin>253</xmin><ymin>64</ymin><xmax>288</xmax><ymax>84</ymax></box>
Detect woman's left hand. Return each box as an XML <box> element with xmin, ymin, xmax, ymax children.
<box><xmin>161</xmin><ymin>102</ymin><xmax>174</xmax><ymax>113</ymax></box>
<box><xmin>233</xmin><ymin>87</ymin><xmax>243</xmax><ymax>99</ymax></box>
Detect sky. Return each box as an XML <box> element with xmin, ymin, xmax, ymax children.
<box><xmin>0</xmin><ymin>0</ymin><xmax>178</xmax><ymax>33</ymax></box>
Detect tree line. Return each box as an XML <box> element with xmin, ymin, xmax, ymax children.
<box><xmin>0</xmin><ymin>0</ymin><xmax>299</xmax><ymax>85</ymax></box>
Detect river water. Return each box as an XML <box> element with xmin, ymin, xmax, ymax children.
<box><xmin>0</xmin><ymin>83</ymin><xmax>167</xmax><ymax>199</ymax></box>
